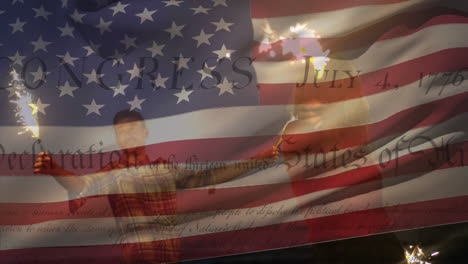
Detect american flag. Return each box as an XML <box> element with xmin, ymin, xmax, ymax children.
<box><xmin>1</xmin><ymin>0</ymin><xmax>468</xmax><ymax>263</ymax></box>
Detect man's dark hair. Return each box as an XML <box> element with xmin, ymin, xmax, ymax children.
<box><xmin>113</xmin><ymin>109</ymin><xmax>145</xmax><ymax>126</ymax></box>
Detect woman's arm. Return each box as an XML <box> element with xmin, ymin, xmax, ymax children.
<box><xmin>176</xmin><ymin>146</ymin><xmax>279</xmax><ymax>188</ymax></box>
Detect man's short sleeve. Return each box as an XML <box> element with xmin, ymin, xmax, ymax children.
<box><xmin>150</xmin><ymin>157</ymin><xmax>196</xmax><ymax>188</ymax></box>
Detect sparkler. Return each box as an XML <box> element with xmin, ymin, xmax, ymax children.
<box><xmin>274</xmin><ymin>113</ymin><xmax>297</xmax><ymax>150</ymax></box>
<box><xmin>8</xmin><ymin>67</ymin><xmax>45</xmax><ymax>152</ymax></box>
<box><xmin>405</xmin><ymin>244</ymin><xmax>439</xmax><ymax>264</ymax></box>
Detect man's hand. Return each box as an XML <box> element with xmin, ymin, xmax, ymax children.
<box><xmin>251</xmin><ymin>145</ymin><xmax>280</xmax><ymax>165</ymax></box>
<box><xmin>34</xmin><ymin>153</ymin><xmax>82</xmax><ymax>197</ymax></box>
<box><xmin>34</xmin><ymin>152</ymin><xmax>61</xmax><ymax>176</ymax></box>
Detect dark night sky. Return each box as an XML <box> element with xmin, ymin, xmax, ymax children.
<box><xmin>186</xmin><ymin>222</ymin><xmax>468</xmax><ymax>263</ymax></box>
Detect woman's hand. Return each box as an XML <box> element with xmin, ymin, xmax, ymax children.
<box><xmin>251</xmin><ymin>145</ymin><xmax>280</xmax><ymax>164</ymax></box>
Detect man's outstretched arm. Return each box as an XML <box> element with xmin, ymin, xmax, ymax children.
<box><xmin>34</xmin><ymin>152</ymin><xmax>85</xmax><ymax>194</ymax></box>
<box><xmin>176</xmin><ymin>146</ymin><xmax>279</xmax><ymax>189</ymax></box>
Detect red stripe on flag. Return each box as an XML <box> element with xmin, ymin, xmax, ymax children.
<box><xmin>251</xmin><ymin>0</ymin><xmax>411</xmax><ymax>18</ymax></box>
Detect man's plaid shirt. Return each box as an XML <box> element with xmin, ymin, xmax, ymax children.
<box><xmin>68</xmin><ymin>153</ymin><xmax>210</xmax><ymax>263</ymax></box>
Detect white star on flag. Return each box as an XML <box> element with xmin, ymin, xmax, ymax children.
<box><xmin>174</xmin><ymin>86</ymin><xmax>193</xmax><ymax>104</ymax></box>
<box><xmin>198</xmin><ymin>65</ymin><xmax>215</xmax><ymax>81</ymax></box>
<box><xmin>127</xmin><ymin>64</ymin><xmax>143</xmax><ymax>80</ymax></box>
<box><xmin>191</xmin><ymin>5</ymin><xmax>211</xmax><ymax>15</ymax></box>
<box><xmin>211</xmin><ymin>18</ymin><xmax>233</xmax><ymax>32</ymax></box>
<box><xmin>83</xmin><ymin>41</ymin><xmax>102</xmax><ymax>56</ymax></box>
<box><xmin>111</xmin><ymin>49</ymin><xmax>126</xmax><ymax>66</ymax></box>
<box><xmin>163</xmin><ymin>0</ymin><xmax>183</xmax><ymax>7</ymax></box>
<box><xmin>70</xmin><ymin>9</ymin><xmax>85</xmax><ymax>23</ymax></box>
<box><xmin>165</xmin><ymin>21</ymin><xmax>184</xmax><ymax>39</ymax></box>
<box><xmin>9</xmin><ymin>18</ymin><xmax>27</xmax><ymax>33</ymax></box>
<box><xmin>120</xmin><ymin>34</ymin><xmax>137</xmax><ymax>49</ymax></box>
<box><xmin>7</xmin><ymin>86</ymin><xmax>20</xmax><ymax>99</ymax></box>
<box><xmin>95</xmin><ymin>18</ymin><xmax>112</xmax><ymax>35</ymax></box>
<box><xmin>34</xmin><ymin>98</ymin><xmax>50</xmax><ymax>115</ymax></box>
<box><xmin>173</xmin><ymin>53</ymin><xmax>191</xmax><ymax>71</ymax></box>
<box><xmin>30</xmin><ymin>66</ymin><xmax>50</xmax><ymax>83</ymax></box>
<box><xmin>57</xmin><ymin>81</ymin><xmax>79</xmax><ymax>98</ymax></box>
<box><xmin>111</xmin><ymin>81</ymin><xmax>128</xmax><ymax>97</ymax></box>
<box><xmin>30</xmin><ymin>35</ymin><xmax>52</xmax><ymax>52</ymax></box>
<box><xmin>109</xmin><ymin>2</ymin><xmax>129</xmax><ymax>16</ymax></box>
<box><xmin>147</xmin><ymin>41</ymin><xmax>165</xmax><ymax>57</ymax></box>
<box><xmin>216</xmin><ymin>77</ymin><xmax>235</xmax><ymax>95</ymax></box>
<box><xmin>57</xmin><ymin>52</ymin><xmax>79</xmax><ymax>67</ymax></box>
<box><xmin>152</xmin><ymin>73</ymin><xmax>169</xmax><ymax>89</ymax></box>
<box><xmin>57</xmin><ymin>23</ymin><xmax>75</xmax><ymax>38</ymax></box>
<box><xmin>213</xmin><ymin>44</ymin><xmax>235</xmax><ymax>61</ymax></box>
<box><xmin>32</xmin><ymin>5</ymin><xmax>52</xmax><ymax>20</ymax></box>
<box><xmin>8</xmin><ymin>51</ymin><xmax>26</xmax><ymax>66</ymax></box>
<box><xmin>212</xmin><ymin>0</ymin><xmax>228</xmax><ymax>7</ymax></box>
<box><xmin>136</xmin><ymin>8</ymin><xmax>157</xmax><ymax>24</ymax></box>
<box><xmin>83</xmin><ymin>69</ymin><xmax>105</xmax><ymax>84</ymax></box>
<box><xmin>193</xmin><ymin>29</ymin><xmax>214</xmax><ymax>47</ymax></box>
<box><xmin>83</xmin><ymin>99</ymin><xmax>104</xmax><ymax>116</ymax></box>
<box><xmin>127</xmin><ymin>95</ymin><xmax>146</xmax><ymax>111</ymax></box>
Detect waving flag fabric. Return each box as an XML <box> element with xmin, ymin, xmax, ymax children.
<box><xmin>0</xmin><ymin>0</ymin><xmax>467</xmax><ymax>263</ymax></box>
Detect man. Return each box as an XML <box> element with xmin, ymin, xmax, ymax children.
<box><xmin>34</xmin><ymin>109</ymin><xmax>278</xmax><ymax>263</ymax></box>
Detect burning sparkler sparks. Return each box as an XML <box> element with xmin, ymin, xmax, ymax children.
<box><xmin>405</xmin><ymin>244</ymin><xmax>439</xmax><ymax>264</ymax></box>
<box><xmin>259</xmin><ymin>22</ymin><xmax>330</xmax><ymax>79</ymax></box>
<box><xmin>8</xmin><ymin>68</ymin><xmax>41</xmax><ymax>139</ymax></box>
